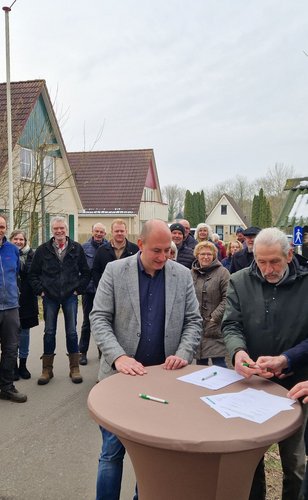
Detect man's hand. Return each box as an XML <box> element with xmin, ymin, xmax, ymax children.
<box><xmin>256</xmin><ymin>355</ymin><xmax>289</xmax><ymax>379</ymax></box>
<box><xmin>234</xmin><ymin>350</ymin><xmax>271</xmax><ymax>379</ymax></box>
<box><xmin>288</xmin><ymin>381</ymin><xmax>308</xmax><ymax>404</ymax></box>
<box><xmin>162</xmin><ymin>355</ymin><xmax>188</xmax><ymax>370</ymax></box>
<box><xmin>114</xmin><ymin>355</ymin><xmax>147</xmax><ymax>376</ymax></box>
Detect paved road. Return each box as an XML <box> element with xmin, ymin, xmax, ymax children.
<box><xmin>0</xmin><ymin>310</ymin><xmax>135</xmax><ymax>500</ymax></box>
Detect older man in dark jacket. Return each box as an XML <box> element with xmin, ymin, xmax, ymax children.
<box><xmin>222</xmin><ymin>227</ymin><xmax>308</xmax><ymax>500</ymax></box>
<box><xmin>29</xmin><ymin>216</ymin><xmax>90</xmax><ymax>385</ymax></box>
<box><xmin>170</xmin><ymin>223</ymin><xmax>194</xmax><ymax>269</ymax></box>
<box><xmin>230</xmin><ymin>226</ymin><xmax>260</xmax><ymax>273</ymax></box>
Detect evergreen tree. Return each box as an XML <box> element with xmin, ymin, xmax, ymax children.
<box><xmin>251</xmin><ymin>194</ymin><xmax>260</xmax><ymax>226</ymax></box>
<box><xmin>200</xmin><ymin>190</ymin><xmax>206</xmax><ymax>221</ymax></box>
<box><xmin>184</xmin><ymin>190</ymin><xmax>193</xmax><ymax>224</ymax></box>
<box><xmin>251</xmin><ymin>188</ymin><xmax>272</xmax><ymax>228</ymax></box>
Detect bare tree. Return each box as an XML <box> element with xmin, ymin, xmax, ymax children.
<box><xmin>0</xmin><ymin>100</ymin><xmax>73</xmax><ymax>245</ymax></box>
<box><xmin>255</xmin><ymin>163</ymin><xmax>297</xmax><ymax>223</ymax></box>
<box><xmin>162</xmin><ymin>184</ymin><xmax>185</xmax><ymax>221</ymax></box>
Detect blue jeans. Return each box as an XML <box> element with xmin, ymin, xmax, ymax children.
<box><xmin>42</xmin><ymin>295</ymin><xmax>78</xmax><ymax>354</ymax></box>
<box><xmin>196</xmin><ymin>357</ymin><xmax>227</xmax><ymax>368</ymax></box>
<box><xmin>96</xmin><ymin>427</ymin><xmax>138</xmax><ymax>500</ymax></box>
<box><xmin>19</xmin><ymin>328</ymin><xmax>30</xmax><ymax>358</ymax></box>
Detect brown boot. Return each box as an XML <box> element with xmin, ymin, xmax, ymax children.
<box><xmin>37</xmin><ymin>354</ymin><xmax>55</xmax><ymax>385</ymax></box>
<box><xmin>68</xmin><ymin>353</ymin><xmax>83</xmax><ymax>384</ymax></box>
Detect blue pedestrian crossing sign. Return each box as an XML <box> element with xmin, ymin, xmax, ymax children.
<box><xmin>293</xmin><ymin>226</ymin><xmax>303</xmax><ymax>245</ymax></box>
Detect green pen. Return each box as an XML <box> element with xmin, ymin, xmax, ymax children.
<box><xmin>201</xmin><ymin>371</ymin><xmax>217</xmax><ymax>381</ymax></box>
<box><xmin>139</xmin><ymin>393</ymin><xmax>169</xmax><ymax>404</ymax></box>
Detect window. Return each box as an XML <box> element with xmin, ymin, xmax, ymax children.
<box><xmin>216</xmin><ymin>225</ymin><xmax>224</xmax><ymax>239</ymax></box>
<box><xmin>221</xmin><ymin>205</ymin><xmax>227</xmax><ymax>215</ymax></box>
<box><xmin>43</xmin><ymin>156</ymin><xmax>55</xmax><ymax>184</ymax></box>
<box><xmin>20</xmin><ymin>148</ymin><xmax>55</xmax><ymax>185</ymax></box>
<box><xmin>20</xmin><ymin>148</ymin><xmax>33</xmax><ymax>179</ymax></box>
<box><xmin>143</xmin><ymin>188</ymin><xmax>154</xmax><ymax>202</ymax></box>
<box><xmin>230</xmin><ymin>225</ymin><xmax>238</xmax><ymax>234</ymax></box>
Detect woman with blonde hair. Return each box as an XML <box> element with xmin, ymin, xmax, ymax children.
<box><xmin>10</xmin><ymin>229</ymin><xmax>39</xmax><ymax>379</ymax></box>
<box><xmin>191</xmin><ymin>241</ymin><xmax>230</xmax><ymax>367</ymax></box>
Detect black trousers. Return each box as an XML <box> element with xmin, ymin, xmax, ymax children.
<box><xmin>79</xmin><ymin>293</ymin><xmax>95</xmax><ymax>354</ymax></box>
<box><xmin>0</xmin><ymin>308</ymin><xmax>19</xmax><ymax>391</ymax></box>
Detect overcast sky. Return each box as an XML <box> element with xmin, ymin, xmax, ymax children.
<box><xmin>1</xmin><ymin>0</ymin><xmax>308</xmax><ymax>190</ymax></box>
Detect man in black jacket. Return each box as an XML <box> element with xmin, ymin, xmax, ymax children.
<box><xmin>170</xmin><ymin>223</ymin><xmax>194</xmax><ymax>269</ymax></box>
<box><xmin>29</xmin><ymin>216</ymin><xmax>90</xmax><ymax>385</ymax></box>
<box><xmin>92</xmin><ymin>218</ymin><xmax>139</xmax><ymax>288</ymax></box>
<box><xmin>230</xmin><ymin>226</ymin><xmax>260</xmax><ymax>273</ymax></box>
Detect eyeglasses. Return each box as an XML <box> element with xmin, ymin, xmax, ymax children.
<box><xmin>198</xmin><ymin>252</ymin><xmax>213</xmax><ymax>257</ymax></box>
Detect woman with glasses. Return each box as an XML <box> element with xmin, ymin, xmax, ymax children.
<box><xmin>191</xmin><ymin>241</ymin><xmax>230</xmax><ymax>367</ymax></box>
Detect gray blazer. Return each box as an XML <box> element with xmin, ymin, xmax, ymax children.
<box><xmin>90</xmin><ymin>253</ymin><xmax>202</xmax><ymax>380</ymax></box>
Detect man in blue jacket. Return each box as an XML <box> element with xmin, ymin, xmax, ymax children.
<box><xmin>0</xmin><ymin>214</ymin><xmax>27</xmax><ymax>403</ymax></box>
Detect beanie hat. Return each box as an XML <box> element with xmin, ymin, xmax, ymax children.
<box><xmin>169</xmin><ymin>223</ymin><xmax>185</xmax><ymax>237</ymax></box>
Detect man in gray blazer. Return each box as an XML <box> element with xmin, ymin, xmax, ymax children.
<box><xmin>90</xmin><ymin>219</ymin><xmax>202</xmax><ymax>500</ymax></box>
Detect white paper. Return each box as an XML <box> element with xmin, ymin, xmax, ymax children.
<box><xmin>177</xmin><ymin>366</ymin><xmax>244</xmax><ymax>390</ymax></box>
<box><xmin>201</xmin><ymin>388</ymin><xmax>295</xmax><ymax>423</ymax></box>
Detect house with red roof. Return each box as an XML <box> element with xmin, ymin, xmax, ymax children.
<box><xmin>0</xmin><ymin>79</ymin><xmax>82</xmax><ymax>245</ymax></box>
<box><xmin>68</xmin><ymin>149</ymin><xmax>168</xmax><ymax>241</ymax></box>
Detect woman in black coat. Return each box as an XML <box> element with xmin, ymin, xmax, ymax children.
<box><xmin>10</xmin><ymin>230</ymin><xmax>39</xmax><ymax>379</ymax></box>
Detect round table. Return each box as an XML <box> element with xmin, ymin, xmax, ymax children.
<box><xmin>88</xmin><ymin>365</ymin><xmax>303</xmax><ymax>500</ymax></box>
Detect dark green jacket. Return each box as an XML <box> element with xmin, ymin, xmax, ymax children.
<box><xmin>222</xmin><ymin>255</ymin><xmax>308</xmax><ymax>389</ymax></box>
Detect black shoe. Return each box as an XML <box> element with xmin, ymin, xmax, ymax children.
<box><xmin>19</xmin><ymin>358</ymin><xmax>31</xmax><ymax>379</ymax></box>
<box><xmin>0</xmin><ymin>387</ymin><xmax>27</xmax><ymax>403</ymax></box>
<box><xmin>14</xmin><ymin>362</ymin><xmax>20</xmax><ymax>381</ymax></box>
<box><xmin>79</xmin><ymin>353</ymin><xmax>87</xmax><ymax>366</ymax></box>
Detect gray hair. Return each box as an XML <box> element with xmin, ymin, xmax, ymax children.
<box><xmin>253</xmin><ymin>227</ymin><xmax>290</xmax><ymax>257</ymax></box>
<box><xmin>195</xmin><ymin>223</ymin><xmax>213</xmax><ymax>240</ymax></box>
<box><xmin>50</xmin><ymin>216</ymin><xmax>68</xmax><ymax>230</ymax></box>
<box><xmin>9</xmin><ymin>229</ymin><xmax>27</xmax><ymax>243</ymax></box>
<box><xmin>92</xmin><ymin>222</ymin><xmax>106</xmax><ymax>232</ymax></box>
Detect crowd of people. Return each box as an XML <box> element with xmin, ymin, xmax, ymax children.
<box><xmin>1</xmin><ymin>213</ymin><xmax>308</xmax><ymax>500</ymax></box>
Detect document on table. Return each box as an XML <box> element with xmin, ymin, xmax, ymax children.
<box><xmin>201</xmin><ymin>388</ymin><xmax>295</xmax><ymax>423</ymax></box>
<box><xmin>177</xmin><ymin>366</ymin><xmax>244</xmax><ymax>390</ymax></box>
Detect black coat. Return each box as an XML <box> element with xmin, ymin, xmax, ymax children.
<box><xmin>229</xmin><ymin>247</ymin><xmax>254</xmax><ymax>274</ymax></box>
<box><xmin>177</xmin><ymin>244</ymin><xmax>195</xmax><ymax>269</ymax></box>
<box><xmin>29</xmin><ymin>237</ymin><xmax>91</xmax><ymax>301</ymax></box>
<box><xmin>92</xmin><ymin>239</ymin><xmax>139</xmax><ymax>288</ymax></box>
<box><xmin>19</xmin><ymin>248</ymin><xmax>39</xmax><ymax>329</ymax></box>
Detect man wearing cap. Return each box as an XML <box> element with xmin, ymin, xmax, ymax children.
<box><xmin>230</xmin><ymin>226</ymin><xmax>261</xmax><ymax>273</ymax></box>
<box><xmin>170</xmin><ymin>223</ymin><xmax>194</xmax><ymax>269</ymax></box>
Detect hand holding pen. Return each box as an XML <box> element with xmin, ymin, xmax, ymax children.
<box><xmin>234</xmin><ymin>350</ymin><xmax>263</xmax><ymax>378</ymax></box>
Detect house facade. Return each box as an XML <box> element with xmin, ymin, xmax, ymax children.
<box><xmin>0</xmin><ymin>80</ymin><xmax>82</xmax><ymax>245</ymax></box>
<box><xmin>68</xmin><ymin>149</ymin><xmax>168</xmax><ymax>242</ymax></box>
<box><xmin>205</xmin><ymin>194</ymin><xmax>248</xmax><ymax>241</ymax></box>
